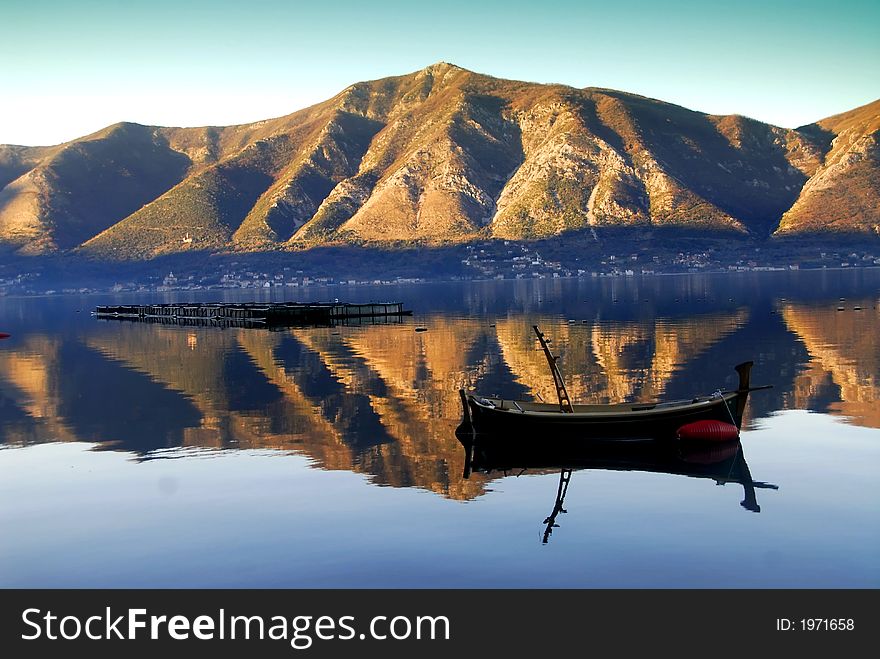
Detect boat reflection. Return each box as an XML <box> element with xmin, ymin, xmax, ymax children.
<box><xmin>459</xmin><ymin>432</ymin><xmax>778</xmax><ymax>543</ymax></box>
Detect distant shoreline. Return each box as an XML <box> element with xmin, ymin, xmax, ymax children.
<box><xmin>1</xmin><ymin>264</ymin><xmax>877</xmax><ymax>300</ymax></box>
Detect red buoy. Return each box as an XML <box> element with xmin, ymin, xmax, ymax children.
<box><xmin>676</xmin><ymin>419</ymin><xmax>739</xmax><ymax>442</ymax></box>
<box><xmin>0</xmin><ymin>333</ymin><xmax>10</xmax><ymax>340</ymax></box>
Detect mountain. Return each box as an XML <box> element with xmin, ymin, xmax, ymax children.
<box><xmin>0</xmin><ymin>123</ymin><xmax>190</xmax><ymax>254</ymax></box>
<box><xmin>775</xmin><ymin>99</ymin><xmax>880</xmax><ymax>236</ymax></box>
<box><xmin>0</xmin><ymin>63</ymin><xmax>877</xmax><ymax>259</ymax></box>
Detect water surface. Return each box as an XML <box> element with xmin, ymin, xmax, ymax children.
<box><xmin>1</xmin><ymin>270</ymin><xmax>878</xmax><ymax>587</ymax></box>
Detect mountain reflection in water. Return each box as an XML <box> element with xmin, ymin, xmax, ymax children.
<box><xmin>0</xmin><ymin>271</ymin><xmax>877</xmax><ymax>501</ymax></box>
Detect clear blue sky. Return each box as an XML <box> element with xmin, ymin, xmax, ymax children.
<box><xmin>2</xmin><ymin>0</ymin><xmax>878</xmax><ymax>145</ymax></box>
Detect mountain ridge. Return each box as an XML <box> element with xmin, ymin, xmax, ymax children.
<box><xmin>1</xmin><ymin>63</ymin><xmax>877</xmax><ymax>259</ymax></box>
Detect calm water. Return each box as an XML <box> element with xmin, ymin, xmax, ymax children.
<box><xmin>1</xmin><ymin>270</ymin><xmax>878</xmax><ymax>587</ymax></box>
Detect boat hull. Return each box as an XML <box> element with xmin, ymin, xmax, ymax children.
<box><xmin>460</xmin><ymin>391</ymin><xmax>746</xmax><ymax>441</ymax></box>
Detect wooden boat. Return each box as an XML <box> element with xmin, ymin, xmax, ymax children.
<box><xmin>457</xmin><ymin>325</ymin><xmax>770</xmax><ymax>441</ymax></box>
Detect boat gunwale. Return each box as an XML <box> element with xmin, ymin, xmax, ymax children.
<box><xmin>466</xmin><ymin>392</ymin><xmax>740</xmax><ymax>419</ymax></box>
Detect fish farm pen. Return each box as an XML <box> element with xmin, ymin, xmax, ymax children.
<box><xmin>93</xmin><ymin>302</ymin><xmax>412</xmax><ymax>328</ymax></box>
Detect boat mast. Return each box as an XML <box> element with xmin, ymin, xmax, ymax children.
<box><xmin>533</xmin><ymin>325</ymin><xmax>573</xmax><ymax>413</ymax></box>
<box><xmin>732</xmin><ymin>360</ymin><xmax>753</xmax><ymax>427</ymax></box>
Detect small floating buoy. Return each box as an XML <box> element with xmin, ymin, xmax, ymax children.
<box><xmin>0</xmin><ymin>332</ymin><xmax>10</xmax><ymax>340</ymax></box>
<box><xmin>415</xmin><ymin>327</ymin><xmax>428</xmax><ymax>332</ymax></box>
<box><xmin>676</xmin><ymin>420</ymin><xmax>739</xmax><ymax>442</ymax></box>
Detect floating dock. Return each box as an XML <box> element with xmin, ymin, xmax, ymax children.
<box><xmin>94</xmin><ymin>302</ymin><xmax>411</xmax><ymax>328</ymax></box>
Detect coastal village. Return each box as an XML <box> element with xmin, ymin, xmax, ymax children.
<box><xmin>1</xmin><ymin>242</ymin><xmax>879</xmax><ymax>296</ymax></box>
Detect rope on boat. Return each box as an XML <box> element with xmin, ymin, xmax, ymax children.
<box><xmin>712</xmin><ymin>389</ymin><xmax>740</xmax><ymax>435</ymax></box>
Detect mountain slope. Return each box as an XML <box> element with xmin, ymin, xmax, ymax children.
<box><xmin>291</xmin><ymin>65</ymin><xmax>525</xmax><ymax>244</ymax></box>
<box><xmin>775</xmin><ymin>99</ymin><xmax>880</xmax><ymax>236</ymax></box>
<box><xmin>80</xmin><ymin>104</ymin><xmax>348</xmax><ymax>258</ymax></box>
<box><xmin>0</xmin><ymin>144</ymin><xmax>58</xmax><ymax>190</ymax></box>
<box><xmin>0</xmin><ymin>123</ymin><xmax>191</xmax><ymax>254</ymax></box>
<box><xmin>1</xmin><ymin>64</ymin><xmax>877</xmax><ymax>259</ymax></box>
